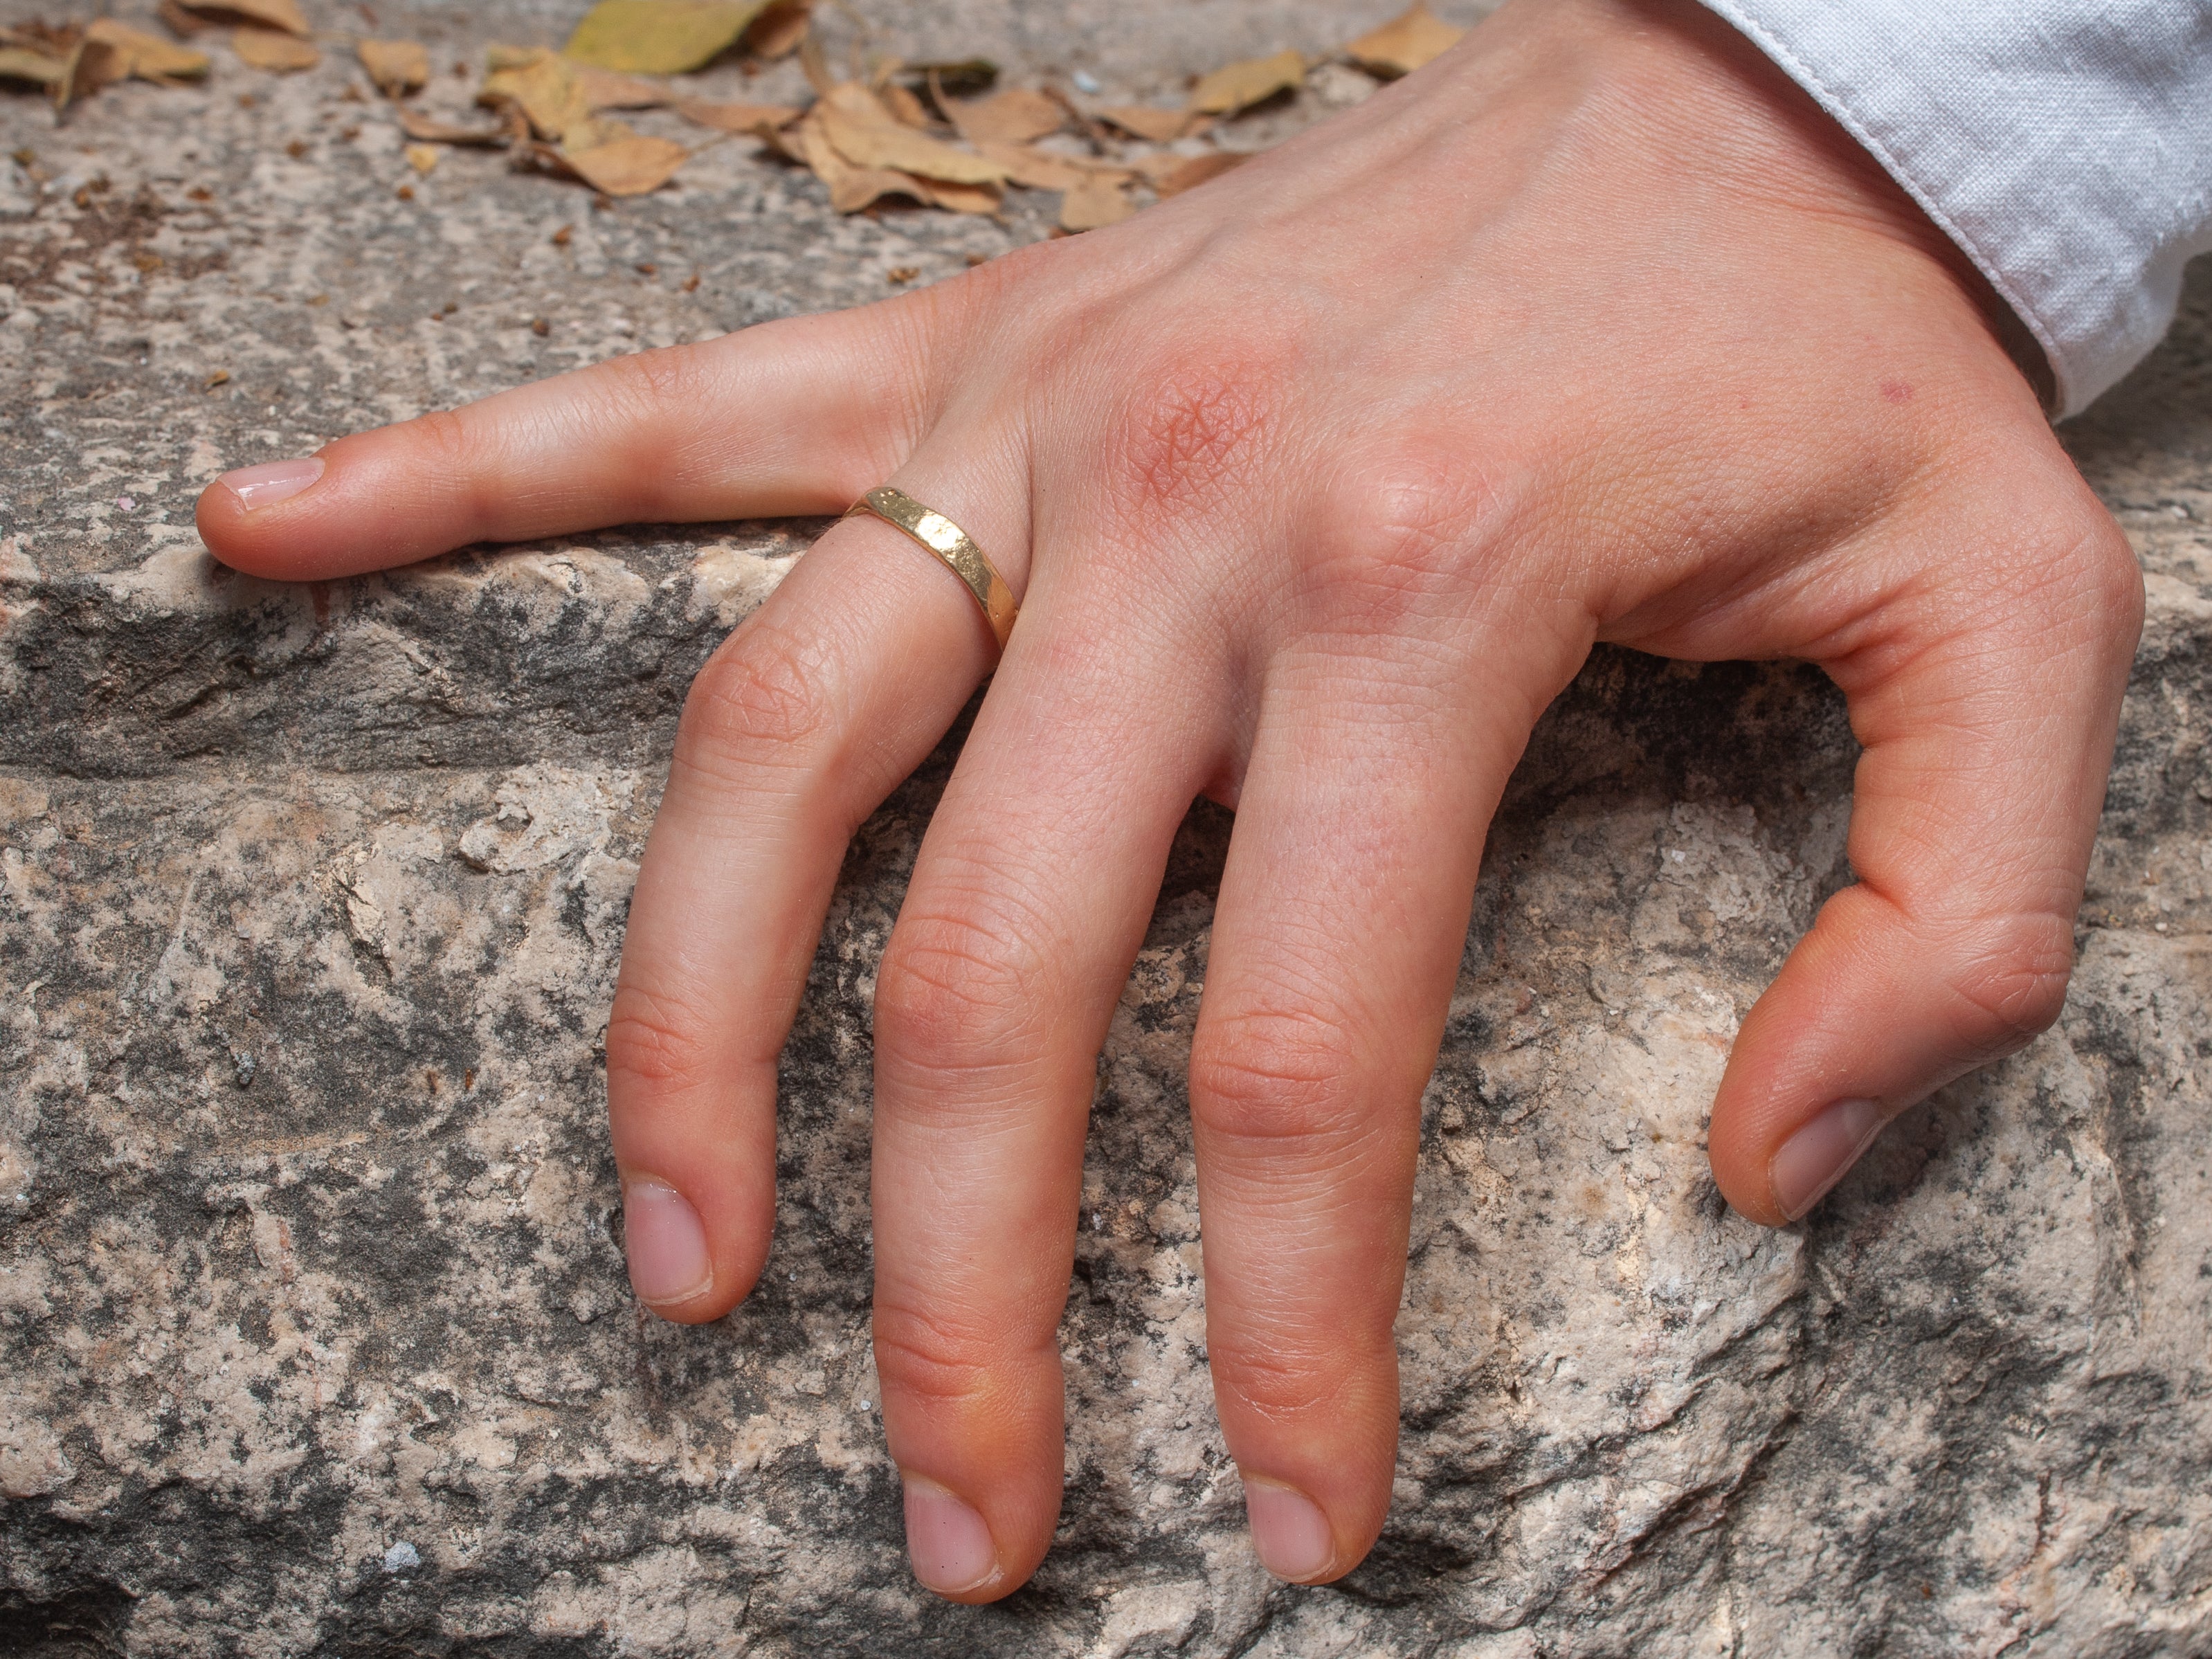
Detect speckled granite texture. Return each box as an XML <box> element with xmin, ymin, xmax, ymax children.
<box><xmin>1</xmin><ymin>3</ymin><xmax>2209</xmax><ymax>1655</ymax></box>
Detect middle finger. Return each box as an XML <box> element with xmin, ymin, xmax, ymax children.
<box><xmin>868</xmin><ymin>522</ymin><xmax>1224</xmax><ymax>1602</ymax></box>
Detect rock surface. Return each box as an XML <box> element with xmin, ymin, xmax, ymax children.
<box><xmin>1</xmin><ymin>3</ymin><xmax>2209</xmax><ymax>1656</ymax></box>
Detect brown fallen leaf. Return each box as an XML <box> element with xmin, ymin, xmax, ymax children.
<box><xmin>2</xmin><ymin>21</ymin><xmax>79</xmax><ymax>51</ymax></box>
<box><xmin>404</xmin><ymin>143</ymin><xmax>438</xmax><ymax>174</ymax></box>
<box><xmin>1058</xmin><ymin>172</ymin><xmax>1131</xmax><ymax>231</ymax></box>
<box><xmin>157</xmin><ymin>1</ymin><xmax>210</xmax><ymax>35</ymax></box>
<box><xmin>398</xmin><ymin>106</ymin><xmax>513</xmax><ymax>145</ymax></box>
<box><xmin>82</xmin><ymin>20</ymin><xmax>210</xmax><ymax>86</ymax></box>
<box><xmin>1342</xmin><ymin>2</ymin><xmax>1463</xmax><ymax>77</ymax></box>
<box><xmin>563</xmin><ymin>0</ymin><xmax>770</xmax><ymax>75</ymax></box>
<box><xmin>973</xmin><ymin>139</ymin><xmax>1127</xmax><ymax>194</ymax></box>
<box><xmin>55</xmin><ymin>21</ymin><xmax>210</xmax><ymax>109</ymax></box>
<box><xmin>480</xmin><ymin>48</ymin><xmax>592</xmax><ymax>140</ymax></box>
<box><xmin>1146</xmin><ymin>149</ymin><xmax>1249</xmax><ymax>197</ymax></box>
<box><xmin>0</xmin><ymin>47</ymin><xmax>64</xmax><ymax>88</ymax></box>
<box><xmin>554</xmin><ymin>122</ymin><xmax>689</xmax><ymax>197</ymax></box>
<box><xmin>572</xmin><ymin>61</ymin><xmax>672</xmax><ymax>111</ymax></box>
<box><xmin>882</xmin><ymin>82</ymin><xmax>933</xmax><ymax>130</ymax></box>
<box><xmin>1188</xmin><ymin>48</ymin><xmax>1304</xmax><ymax>115</ymax></box>
<box><xmin>912</xmin><ymin>176</ymin><xmax>999</xmax><ymax>215</ymax></box>
<box><xmin>905</xmin><ymin>57</ymin><xmax>997</xmax><ymax>98</ymax></box>
<box><xmin>357</xmin><ymin>38</ymin><xmax>429</xmax><ymax>98</ymax></box>
<box><xmin>941</xmin><ymin>85</ymin><xmax>1062</xmax><ymax>146</ymax></box>
<box><xmin>745</xmin><ymin>0</ymin><xmax>810</xmax><ymax>60</ymax></box>
<box><xmin>55</xmin><ymin>35</ymin><xmax>124</xmax><ymax>109</ymax></box>
<box><xmin>233</xmin><ymin>28</ymin><xmax>320</xmax><ymax>72</ymax></box>
<box><xmin>818</xmin><ymin>82</ymin><xmax>1004</xmax><ymax>186</ymax></box>
<box><xmin>797</xmin><ymin>27</ymin><xmax>834</xmax><ymax>96</ymax></box>
<box><xmin>173</xmin><ymin>0</ymin><xmax>309</xmax><ymax>38</ymax></box>
<box><xmin>1095</xmin><ymin>104</ymin><xmax>1194</xmax><ymax>143</ymax></box>
<box><xmin>791</xmin><ymin>107</ymin><xmax>924</xmax><ymax>212</ymax></box>
<box><xmin>674</xmin><ymin>97</ymin><xmax>800</xmax><ymax>136</ymax></box>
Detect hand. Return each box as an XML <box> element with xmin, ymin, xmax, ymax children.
<box><xmin>196</xmin><ymin>0</ymin><xmax>2141</xmax><ymax>1600</ymax></box>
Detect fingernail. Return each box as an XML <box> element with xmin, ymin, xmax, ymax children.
<box><xmin>1243</xmin><ymin>1478</ymin><xmax>1334</xmax><ymax>1581</ymax></box>
<box><xmin>1770</xmin><ymin>1097</ymin><xmax>1886</xmax><ymax>1222</ymax></box>
<box><xmin>219</xmin><ymin>457</ymin><xmax>324</xmax><ymax>511</ymax></box>
<box><xmin>622</xmin><ymin>1179</ymin><xmax>712</xmax><ymax>1308</ymax></box>
<box><xmin>902</xmin><ymin>1476</ymin><xmax>999</xmax><ymax>1595</ymax></box>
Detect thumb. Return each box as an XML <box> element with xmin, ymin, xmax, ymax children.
<box><xmin>1707</xmin><ymin>487</ymin><xmax>2142</xmax><ymax>1225</ymax></box>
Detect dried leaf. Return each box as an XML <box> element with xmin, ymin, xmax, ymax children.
<box><xmin>792</xmin><ymin>106</ymin><xmax>926</xmax><ymax>212</ymax></box>
<box><xmin>1342</xmin><ymin>3</ymin><xmax>1463</xmax><ymax>77</ymax></box>
<box><xmin>1095</xmin><ymin>104</ymin><xmax>1193</xmax><ymax>143</ymax></box>
<box><xmin>55</xmin><ymin>36</ymin><xmax>126</xmax><ymax>109</ymax></box>
<box><xmin>819</xmin><ymin>82</ymin><xmax>1004</xmax><ymax>185</ymax></box>
<box><xmin>398</xmin><ymin>107</ymin><xmax>510</xmax><ymax>145</ymax></box>
<box><xmin>1059</xmin><ymin>172</ymin><xmax>1131</xmax><ymax>231</ymax></box>
<box><xmin>174</xmin><ymin>0</ymin><xmax>309</xmax><ymax>38</ymax></box>
<box><xmin>571</xmin><ymin>61</ymin><xmax>671</xmax><ymax>111</ymax></box>
<box><xmin>1188</xmin><ymin>48</ymin><xmax>1304</xmax><ymax>115</ymax></box>
<box><xmin>357</xmin><ymin>39</ymin><xmax>429</xmax><ymax>98</ymax></box>
<box><xmin>563</xmin><ymin>0</ymin><xmax>770</xmax><ymax>75</ymax></box>
<box><xmin>480</xmin><ymin>48</ymin><xmax>592</xmax><ymax>140</ymax></box>
<box><xmin>913</xmin><ymin>177</ymin><xmax>998</xmax><ymax>215</ymax></box>
<box><xmin>56</xmin><ymin>23</ymin><xmax>210</xmax><ymax>109</ymax></box>
<box><xmin>745</xmin><ymin>0</ymin><xmax>810</xmax><ymax>60</ymax></box>
<box><xmin>673</xmin><ymin>98</ymin><xmax>799</xmax><ymax>136</ymax></box>
<box><xmin>797</xmin><ymin>28</ymin><xmax>833</xmax><ymax>96</ymax></box>
<box><xmin>233</xmin><ymin>28</ymin><xmax>320</xmax><ymax>72</ymax></box>
<box><xmin>82</xmin><ymin>20</ymin><xmax>210</xmax><ymax>84</ymax></box>
<box><xmin>558</xmin><ymin>123</ymin><xmax>689</xmax><ymax>196</ymax></box>
<box><xmin>882</xmin><ymin>82</ymin><xmax>932</xmax><ymax>129</ymax></box>
<box><xmin>1</xmin><ymin>22</ymin><xmax>80</xmax><ymax>53</ymax></box>
<box><xmin>942</xmin><ymin>86</ymin><xmax>1062</xmax><ymax>146</ymax></box>
<box><xmin>1148</xmin><ymin>149</ymin><xmax>1249</xmax><ymax>197</ymax></box>
<box><xmin>0</xmin><ymin>47</ymin><xmax>64</xmax><ymax>88</ymax></box>
<box><xmin>905</xmin><ymin>57</ymin><xmax>995</xmax><ymax>98</ymax></box>
<box><xmin>974</xmin><ymin>140</ymin><xmax>1127</xmax><ymax>193</ymax></box>
<box><xmin>157</xmin><ymin>1</ymin><xmax>211</xmax><ymax>36</ymax></box>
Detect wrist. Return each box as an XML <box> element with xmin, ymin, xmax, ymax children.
<box><xmin>1473</xmin><ymin>0</ymin><xmax>2055</xmax><ymax>409</ymax></box>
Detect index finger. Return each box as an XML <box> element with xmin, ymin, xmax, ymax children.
<box><xmin>195</xmin><ymin>301</ymin><xmax>943</xmax><ymax>581</ymax></box>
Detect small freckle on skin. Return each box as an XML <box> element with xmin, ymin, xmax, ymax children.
<box><xmin>1880</xmin><ymin>378</ymin><xmax>1914</xmax><ymax>404</ymax></box>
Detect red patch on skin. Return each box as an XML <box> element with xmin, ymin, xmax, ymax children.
<box><xmin>1880</xmin><ymin>378</ymin><xmax>1914</xmax><ymax>404</ymax></box>
<box><xmin>1113</xmin><ymin>365</ymin><xmax>1268</xmax><ymax>525</ymax></box>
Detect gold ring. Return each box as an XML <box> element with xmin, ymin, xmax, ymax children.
<box><xmin>844</xmin><ymin>486</ymin><xmax>1019</xmax><ymax>652</ymax></box>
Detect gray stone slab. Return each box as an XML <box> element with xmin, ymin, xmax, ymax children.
<box><xmin>1</xmin><ymin>3</ymin><xmax>2208</xmax><ymax>1656</ymax></box>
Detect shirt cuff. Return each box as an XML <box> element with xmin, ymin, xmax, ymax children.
<box><xmin>1694</xmin><ymin>0</ymin><xmax>2212</xmax><ymax>417</ymax></box>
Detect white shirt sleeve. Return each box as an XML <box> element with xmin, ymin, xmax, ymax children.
<box><xmin>1696</xmin><ymin>0</ymin><xmax>2212</xmax><ymax>417</ymax></box>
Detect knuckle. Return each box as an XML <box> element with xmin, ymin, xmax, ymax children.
<box><xmin>873</xmin><ymin>898</ymin><xmax>1050</xmax><ymax>1081</ymax></box>
<box><xmin>1210</xmin><ymin>1338</ymin><xmax>1357</xmax><ymax>1424</ymax></box>
<box><xmin>594</xmin><ymin>342</ymin><xmax>707</xmax><ymax>419</ymax></box>
<box><xmin>604</xmin><ymin>981</ymin><xmax>717</xmax><ymax>1097</ymax></box>
<box><xmin>871</xmin><ymin>1297</ymin><xmax>1026</xmax><ymax>1410</ymax></box>
<box><xmin>1312</xmin><ymin>449</ymin><xmax>1495</xmax><ymax>599</ymax></box>
<box><xmin>1103</xmin><ymin>350</ymin><xmax>1273</xmax><ymax>527</ymax></box>
<box><xmin>678</xmin><ymin>617</ymin><xmax>838</xmax><ymax>774</ymax></box>
<box><xmin>1941</xmin><ymin>909</ymin><xmax>2076</xmax><ymax>1058</ymax></box>
<box><xmin>1188</xmin><ymin>1005</ymin><xmax>1368</xmax><ymax>1152</ymax></box>
<box><xmin>1993</xmin><ymin>487</ymin><xmax>2145</xmax><ymax>650</ymax></box>
<box><xmin>2070</xmin><ymin>513</ymin><xmax>2147</xmax><ymax>644</ymax></box>
<box><xmin>402</xmin><ymin>410</ymin><xmax>496</xmax><ymax>534</ymax></box>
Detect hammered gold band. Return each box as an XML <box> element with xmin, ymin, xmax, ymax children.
<box><xmin>844</xmin><ymin>486</ymin><xmax>1019</xmax><ymax>652</ymax></box>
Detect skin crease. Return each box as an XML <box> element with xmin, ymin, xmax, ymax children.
<box><xmin>197</xmin><ymin>0</ymin><xmax>2143</xmax><ymax>1603</ymax></box>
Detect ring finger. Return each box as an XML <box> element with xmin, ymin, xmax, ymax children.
<box><xmin>603</xmin><ymin>451</ymin><xmax>1018</xmax><ymax>1318</ymax></box>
